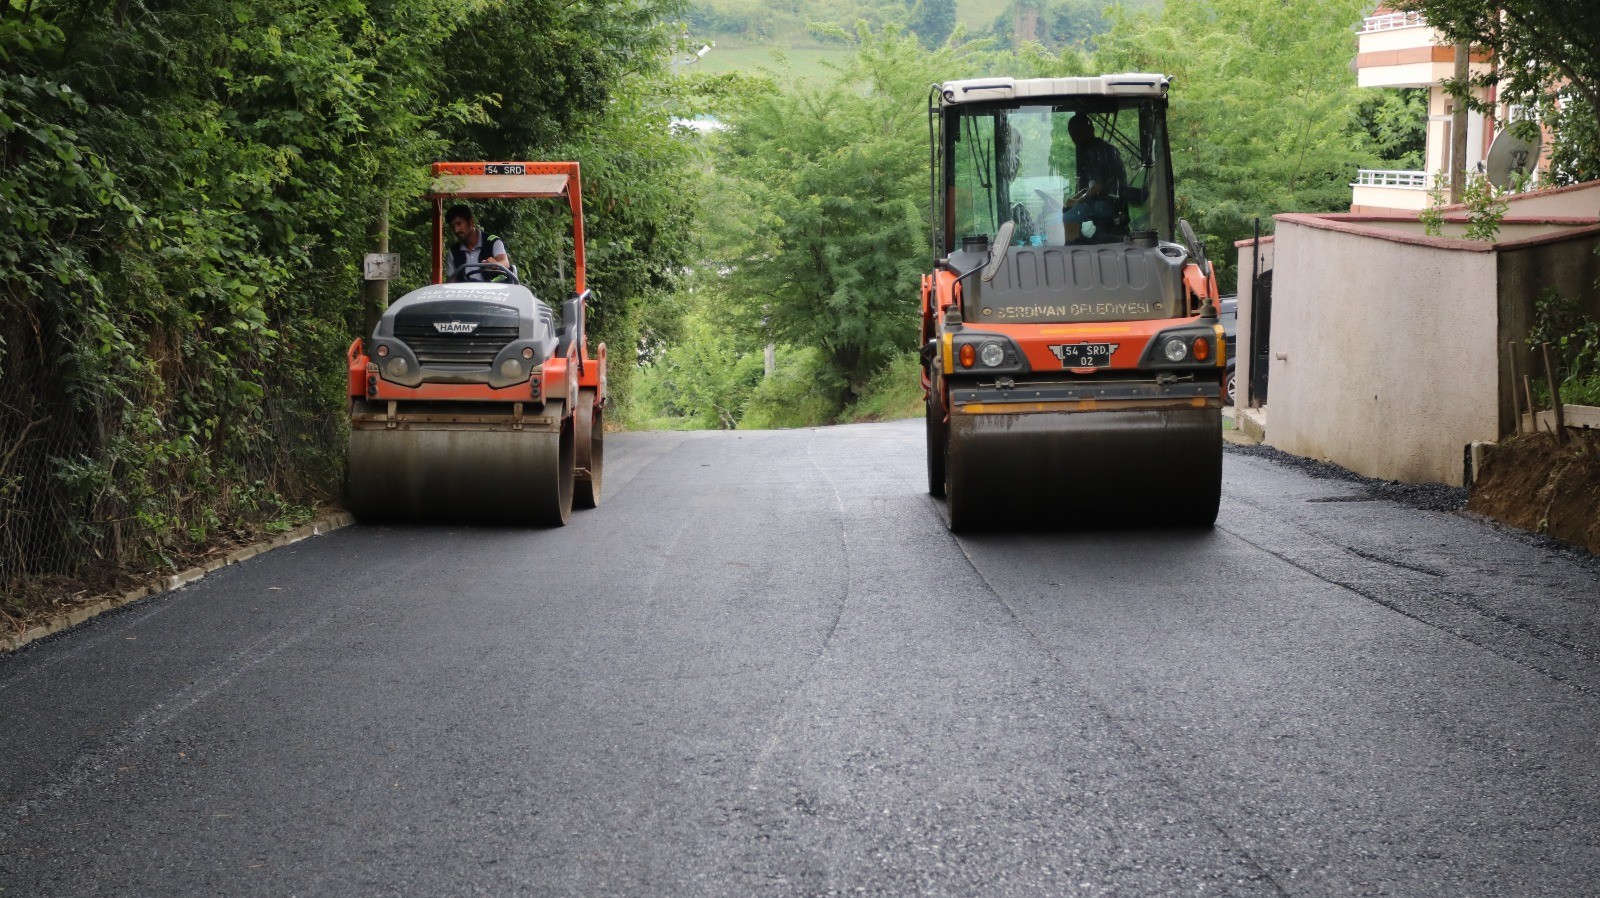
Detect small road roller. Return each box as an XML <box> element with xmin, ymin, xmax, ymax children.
<box><xmin>921</xmin><ymin>75</ymin><xmax>1224</xmax><ymax>530</ymax></box>
<box><xmin>346</xmin><ymin>162</ymin><xmax>605</xmax><ymax>525</ymax></box>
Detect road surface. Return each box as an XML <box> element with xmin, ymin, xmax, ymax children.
<box><xmin>3</xmin><ymin>420</ymin><xmax>1599</xmax><ymax>896</ymax></box>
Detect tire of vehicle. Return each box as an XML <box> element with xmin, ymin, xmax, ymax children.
<box><xmin>1224</xmin><ymin>363</ymin><xmax>1237</xmax><ymax>408</ymax></box>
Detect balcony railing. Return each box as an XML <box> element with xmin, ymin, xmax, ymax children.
<box><xmin>1359</xmin><ymin>11</ymin><xmax>1426</xmax><ymax>33</ymax></box>
<box><xmin>1352</xmin><ymin>169</ymin><xmax>1429</xmax><ymax>189</ymax></box>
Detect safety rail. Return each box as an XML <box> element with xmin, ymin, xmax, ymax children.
<box><xmin>1351</xmin><ymin>169</ymin><xmax>1429</xmax><ymax>189</ymax></box>
<box><xmin>1359</xmin><ymin>11</ymin><xmax>1426</xmax><ymax>33</ymax></box>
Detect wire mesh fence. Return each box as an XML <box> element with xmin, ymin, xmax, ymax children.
<box><xmin>0</xmin><ymin>311</ymin><xmax>109</xmax><ymax>616</ymax></box>
<box><xmin>0</xmin><ymin>295</ymin><xmax>347</xmax><ymax>622</ymax></box>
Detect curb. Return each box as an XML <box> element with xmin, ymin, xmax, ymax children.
<box><xmin>0</xmin><ymin>511</ymin><xmax>356</xmax><ymax>655</ymax></box>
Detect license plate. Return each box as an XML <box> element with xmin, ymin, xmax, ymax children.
<box><xmin>484</xmin><ymin>163</ymin><xmax>526</xmax><ymax>175</ymax></box>
<box><xmin>1049</xmin><ymin>342</ymin><xmax>1119</xmax><ymax>368</ymax></box>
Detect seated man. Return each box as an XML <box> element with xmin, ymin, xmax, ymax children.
<box><xmin>444</xmin><ymin>203</ymin><xmax>512</xmax><ymax>282</ymax></box>
<box><xmin>1060</xmin><ymin>114</ymin><xmax>1127</xmax><ymax>241</ymax></box>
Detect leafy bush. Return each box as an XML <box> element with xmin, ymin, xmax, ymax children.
<box><xmin>842</xmin><ymin>353</ymin><xmax>924</xmax><ymax>422</ymax></box>
<box><xmin>1528</xmin><ymin>286</ymin><xmax>1600</xmax><ymax>407</ymax></box>
<box><xmin>1</xmin><ymin>0</ymin><xmax>696</xmax><ymax>604</ymax></box>
<box><xmin>739</xmin><ymin>348</ymin><xmax>847</xmax><ymax>429</ymax></box>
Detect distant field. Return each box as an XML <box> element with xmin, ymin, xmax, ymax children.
<box><xmin>956</xmin><ymin>0</ymin><xmax>1010</xmax><ymax>32</ymax></box>
<box><xmin>696</xmin><ymin>45</ymin><xmax>855</xmax><ymax>84</ymax></box>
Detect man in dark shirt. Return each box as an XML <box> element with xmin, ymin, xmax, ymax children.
<box><xmin>1060</xmin><ymin>114</ymin><xmax>1127</xmax><ymax>241</ymax></box>
<box><xmin>444</xmin><ymin>204</ymin><xmax>511</xmax><ymax>282</ymax></box>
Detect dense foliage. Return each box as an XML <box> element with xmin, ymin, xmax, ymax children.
<box><xmin>637</xmin><ymin>0</ymin><xmax>1415</xmax><ymax>431</ymax></box>
<box><xmin>1094</xmin><ymin>0</ymin><xmax>1379</xmax><ymax>288</ymax></box>
<box><xmin>1</xmin><ymin>0</ymin><xmax>694</xmax><ymax>604</ymax></box>
<box><xmin>1397</xmin><ymin>0</ymin><xmax>1600</xmax><ymax>184</ymax></box>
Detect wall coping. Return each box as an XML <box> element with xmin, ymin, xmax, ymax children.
<box><xmin>1274</xmin><ymin>213</ymin><xmax>1600</xmax><ymax>253</ymax></box>
<box><xmin>1233</xmin><ymin>235</ymin><xmax>1276</xmax><ymax>249</ymax></box>
<box><xmin>1436</xmin><ymin>178</ymin><xmax>1600</xmax><ymax>213</ymax></box>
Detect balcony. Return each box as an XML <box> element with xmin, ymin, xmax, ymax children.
<box><xmin>1350</xmin><ymin>169</ymin><xmax>1431</xmax><ymax>213</ymax></box>
<box><xmin>1358</xmin><ymin>11</ymin><xmax>1425</xmax><ymax>34</ymax></box>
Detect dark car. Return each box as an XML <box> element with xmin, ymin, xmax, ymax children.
<box><xmin>1218</xmin><ymin>294</ymin><xmax>1237</xmax><ymax>407</ymax></box>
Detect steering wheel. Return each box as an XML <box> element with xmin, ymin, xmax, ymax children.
<box><xmin>452</xmin><ymin>261</ymin><xmax>519</xmax><ymax>284</ymax></box>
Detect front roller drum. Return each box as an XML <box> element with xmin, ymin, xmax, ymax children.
<box><xmin>348</xmin><ymin>421</ymin><xmax>575</xmax><ymax>526</ymax></box>
<box><xmin>944</xmin><ymin>407</ymin><xmax>1221</xmax><ymax>531</ymax></box>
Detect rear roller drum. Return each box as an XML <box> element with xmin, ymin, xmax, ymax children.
<box><xmin>575</xmin><ymin>388</ymin><xmax>604</xmax><ymax>510</ymax></box>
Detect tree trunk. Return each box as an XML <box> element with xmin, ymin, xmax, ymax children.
<box><xmin>1449</xmin><ymin>42</ymin><xmax>1470</xmax><ymax>204</ymax></box>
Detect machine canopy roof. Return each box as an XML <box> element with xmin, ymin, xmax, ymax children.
<box><xmin>427</xmin><ymin>162</ymin><xmax>576</xmax><ymax>199</ymax></box>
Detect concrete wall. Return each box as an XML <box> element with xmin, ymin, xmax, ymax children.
<box><xmin>1233</xmin><ymin>237</ymin><xmax>1274</xmax><ymax>409</ymax></box>
<box><xmin>1266</xmin><ymin>217</ymin><xmax>1501</xmax><ymax>486</ymax></box>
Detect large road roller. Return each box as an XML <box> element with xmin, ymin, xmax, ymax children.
<box><xmin>922</xmin><ymin>75</ymin><xmax>1224</xmax><ymax>530</ymax></box>
<box><xmin>347</xmin><ymin>162</ymin><xmax>605</xmax><ymax>525</ymax></box>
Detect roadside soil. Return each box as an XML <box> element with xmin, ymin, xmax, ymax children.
<box><xmin>1469</xmin><ymin>430</ymin><xmax>1600</xmax><ymax>554</ymax></box>
<box><xmin>2</xmin><ymin>506</ymin><xmax>339</xmax><ymax>645</ymax></box>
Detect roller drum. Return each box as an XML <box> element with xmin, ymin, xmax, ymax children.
<box><xmin>574</xmin><ymin>388</ymin><xmax>603</xmax><ymax>509</ymax></box>
<box><xmin>944</xmin><ymin>407</ymin><xmax>1220</xmax><ymax>530</ymax></box>
<box><xmin>348</xmin><ymin>423</ymin><xmax>574</xmax><ymax>526</ymax></box>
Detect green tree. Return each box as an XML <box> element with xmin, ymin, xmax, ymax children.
<box><xmin>1396</xmin><ymin>0</ymin><xmax>1600</xmax><ymax>183</ymax></box>
<box><xmin>1094</xmin><ymin>0</ymin><xmax>1380</xmax><ymax>288</ymax></box>
<box><xmin>909</xmin><ymin>0</ymin><xmax>957</xmax><ymax>47</ymax></box>
<box><xmin>709</xmin><ymin>27</ymin><xmax>981</xmax><ymax>403</ymax></box>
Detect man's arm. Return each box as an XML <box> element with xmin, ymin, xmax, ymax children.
<box><xmin>486</xmin><ymin>237</ymin><xmax>511</xmax><ymax>268</ymax></box>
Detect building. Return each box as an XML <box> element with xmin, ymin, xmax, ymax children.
<box><xmin>1351</xmin><ymin>7</ymin><xmax>1499</xmax><ymax>214</ymax></box>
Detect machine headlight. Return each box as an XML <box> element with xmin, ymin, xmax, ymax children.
<box><xmin>1162</xmin><ymin>337</ymin><xmax>1188</xmax><ymax>362</ymax></box>
<box><xmin>501</xmin><ymin>359</ymin><xmax>523</xmax><ymax>379</ymax></box>
<box><xmin>980</xmin><ymin>342</ymin><xmax>1005</xmax><ymax>368</ymax></box>
<box><xmin>375</xmin><ymin>344</ymin><xmax>389</xmax><ymax>358</ymax></box>
<box><xmin>386</xmin><ymin>357</ymin><xmax>409</xmax><ymax>377</ymax></box>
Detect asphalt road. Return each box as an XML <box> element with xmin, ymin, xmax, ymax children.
<box><xmin>4</xmin><ymin>419</ymin><xmax>1600</xmax><ymax>897</ymax></box>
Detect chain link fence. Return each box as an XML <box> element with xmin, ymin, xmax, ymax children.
<box><xmin>1</xmin><ymin>294</ymin><xmax>349</xmax><ymax>625</ymax></box>
<box><xmin>1</xmin><ymin>304</ymin><xmax>111</xmax><ymax>620</ymax></box>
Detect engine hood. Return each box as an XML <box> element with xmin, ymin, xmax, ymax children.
<box><xmin>369</xmin><ymin>282</ymin><xmax>559</xmax><ymax>389</ymax></box>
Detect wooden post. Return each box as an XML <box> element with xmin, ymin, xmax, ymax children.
<box><xmin>1541</xmin><ymin>342</ymin><xmax>1567</xmax><ymax>446</ymax></box>
<box><xmin>1523</xmin><ymin>374</ymin><xmax>1537</xmax><ymax>437</ymax></box>
<box><xmin>1507</xmin><ymin>341</ymin><xmax>1523</xmax><ymax>435</ymax></box>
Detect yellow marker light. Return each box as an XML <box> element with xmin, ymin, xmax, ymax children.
<box><xmin>1192</xmin><ymin>336</ymin><xmax>1210</xmax><ymax>362</ymax></box>
<box><xmin>959</xmin><ymin>343</ymin><xmax>976</xmax><ymax>369</ymax></box>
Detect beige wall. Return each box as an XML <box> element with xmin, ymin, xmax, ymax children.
<box><xmin>1266</xmin><ymin>219</ymin><xmax>1500</xmax><ymax>486</ymax></box>
<box><xmin>1492</xmin><ymin>181</ymin><xmax>1600</xmax><ymax>218</ymax></box>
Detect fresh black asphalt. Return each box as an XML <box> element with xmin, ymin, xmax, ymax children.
<box><xmin>3</xmin><ymin>419</ymin><xmax>1599</xmax><ymax>896</ymax></box>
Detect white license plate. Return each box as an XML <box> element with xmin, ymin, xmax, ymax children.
<box><xmin>1049</xmin><ymin>342</ymin><xmax>1119</xmax><ymax>368</ymax></box>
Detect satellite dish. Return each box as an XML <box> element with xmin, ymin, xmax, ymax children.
<box><xmin>1486</xmin><ymin>128</ymin><xmax>1541</xmax><ymax>189</ymax></box>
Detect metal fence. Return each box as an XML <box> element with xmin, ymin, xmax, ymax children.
<box><xmin>0</xmin><ymin>306</ymin><xmax>104</xmax><ymax>611</ymax></box>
